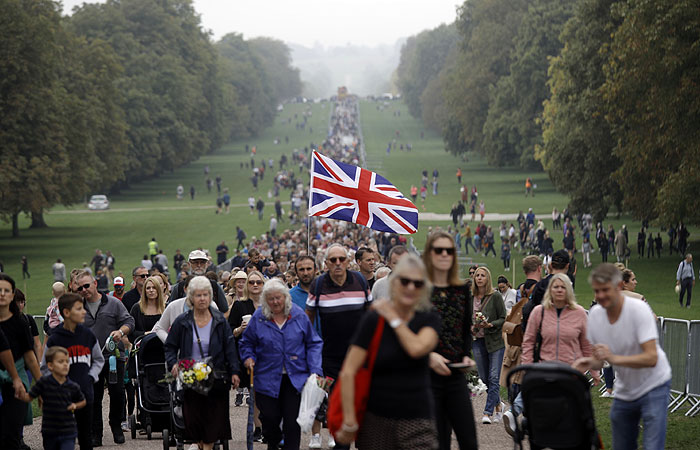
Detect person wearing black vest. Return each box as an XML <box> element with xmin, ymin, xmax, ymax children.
<box><xmin>168</xmin><ymin>250</ymin><xmax>228</xmax><ymax>313</ymax></box>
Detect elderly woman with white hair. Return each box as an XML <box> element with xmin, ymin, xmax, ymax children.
<box><xmin>239</xmin><ymin>279</ymin><xmax>323</xmax><ymax>450</ymax></box>
<box><xmin>164</xmin><ymin>276</ymin><xmax>240</xmax><ymax>450</ymax></box>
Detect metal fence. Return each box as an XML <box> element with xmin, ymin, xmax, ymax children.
<box><xmin>663</xmin><ymin>319</ymin><xmax>690</xmax><ymax>412</ymax></box>
<box><xmin>684</xmin><ymin>321</ymin><xmax>700</xmax><ymax>416</ymax></box>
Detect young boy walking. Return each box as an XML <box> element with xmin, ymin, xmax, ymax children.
<box><xmin>42</xmin><ymin>294</ymin><xmax>104</xmax><ymax>450</ymax></box>
<box><xmin>19</xmin><ymin>346</ymin><xmax>86</xmax><ymax>450</ymax></box>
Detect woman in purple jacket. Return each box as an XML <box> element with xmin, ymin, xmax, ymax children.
<box><xmin>239</xmin><ymin>279</ymin><xmax>323</xmax><ymax>450</ymax></box>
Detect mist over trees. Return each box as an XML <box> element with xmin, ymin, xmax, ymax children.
<box><xmin>290</xmin><ymin>42</ymin><xmax>402</xmax><ymax>98</ymax></box>
<box><xmin>395</xmin><ymin>0</ymin><xmax>700</xmax><ymax>224</ymax></box>
<box><xmin>0</xmin><ymin>0</ymin><xmax>301</xmax><ymax>237</ymax></box>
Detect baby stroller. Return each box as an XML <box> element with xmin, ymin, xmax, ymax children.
<box><xmin>129</xmin><ymin>333</ymin><xmax>171</xmax><ymax>442</ymax></box>
<box><xmin>506</xmin><ymin>362</ymin><xmax>602</xmax><ymax>450</ymax></box>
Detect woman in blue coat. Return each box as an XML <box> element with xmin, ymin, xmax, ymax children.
<box><xmin>239</xmin><ymin>278</ymin><xmax>323</xmax><ymax>450</ymax></box>
<box><xmin>164</xmin><ymin>276</ymin><xmax>241</xmax><ymax>450</ymax></box>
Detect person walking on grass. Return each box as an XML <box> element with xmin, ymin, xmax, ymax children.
<box><xmin>676</xmin><ymin>253</ymin><xmax>695</xmax><ymax>308</ymax></box>
<box><xmin>574</xmin><ymin>263</ymin><xmax>671</xmax><ymax>450</ymax></box>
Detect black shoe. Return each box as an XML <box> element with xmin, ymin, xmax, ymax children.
<box><xmin>92</xmin><ymin>437</ymin><xmax>103</xmax><ymax>447</ymax></box>
<box><xmin>253</xmin><ymin>427</ymin><xmax>263</xmax><ymax>443</ymax></box>
<box><xmin>113</xmin><ymin>428</ymin><xmax>126</xmax><ymax>444</ymax></box>
<box><xmin>235</xmin><ymin>392</ymin><xmax>243</xmax><ymax>406</ymax></box>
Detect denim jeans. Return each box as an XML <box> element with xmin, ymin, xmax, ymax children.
<box><xmin>511</xmin><ymin>392</ymin><xmax>524</xmax><ymax>417</ymax></box>
<box><xmin>472</xmin><ymin>338</ymin><xmax>505</xmax><ymax>415</ymax></box>
<box><xmin>603</xmin><ymin>366</ymin><xmax>615</xmax><ymax>390</ymax></box>
<box><xmin>42</xmin><ymin>433</ymin><xmax>77</xmax><ymax>450</ymax></box>
<box><xmin>610</xmin><ymin>380</ymin><xmax>670</xmax><ymax>450</ymax></box>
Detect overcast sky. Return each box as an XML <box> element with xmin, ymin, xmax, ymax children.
<box><xmin>61</xmin><ymin>0</ymin><xmax>461</xmax><ymax>47</ymax></box>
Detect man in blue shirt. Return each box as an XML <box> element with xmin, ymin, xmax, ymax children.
<box><xmin>289</xmin><ymin>256</ymin><xmax>316</xmax><ymax>311</ymax></box>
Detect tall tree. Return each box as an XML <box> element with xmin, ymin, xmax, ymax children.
<box><xmin>248</xmin><ymin>37</ymin><xmax>302</xmax><ymax>103</ymax></box>
<box><xmin>538</xmin><ymin>0</ymin><xmax>624</xmax><ymax>221</ymax></box>
<box><xmin>482</xmin><ymin>0</ymin><xmax>576</xmax><ymax>169</ymax></box>
<box><xmin>602</xmin><ymin>0</ymin><xmax>700</xmax><ymax>224</ymax></box>
<box><xmin>441</xmin><ymin>0</ymin><xmax>528</xmax><ymax>156</ymax></box>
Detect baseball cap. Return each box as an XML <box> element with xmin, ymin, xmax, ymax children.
<box><xmin>114</xmin><ymin>277</ymin><xmax>124</xmax><ymax>286</ymax></box>
<box><xmin>188</xmin><ymin>249</ymin><xmax>208</xmax><ymax>261</ymax></box>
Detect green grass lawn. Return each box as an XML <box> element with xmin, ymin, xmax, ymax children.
<box><xmin>3</xmin><ymin>97</ymin><xmax>699</xmax><ymax>443</ymax></box>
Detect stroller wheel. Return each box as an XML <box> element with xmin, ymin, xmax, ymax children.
<box><xmin>162</xmin><ymin>429</ymin><xmax>169</xmax><ymax>450</ymax></box>
<box><xmin>147</xmin><ymin>424</ymin><xmax>152</xmax><ymax>440</ymax></box>
<box><xmin>129</xmin><ymin>415</ymin><xmax>137</xmax><ymax>440</ymax></box>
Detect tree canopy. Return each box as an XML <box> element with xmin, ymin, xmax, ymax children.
<box><xmin>0</xmin><ymin>0</ymin><xmax>301</xmax><ymax>236</ymax></box>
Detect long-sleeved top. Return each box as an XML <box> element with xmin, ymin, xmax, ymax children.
<box><xmin>522</xmin><ymin>304</ymin><xmax>592</xmax><ymax>366</ymax></box>
<box><xmin>153</xmin><ymin>297</ymin><xmax>220</xmax><ymax>343</ymax></box>
<box><xmin>42</xmin><ymin>323</ymin><xmax>105</xmax><ymax>403</ymax></box>
<box><xmin>239</xmin><ymin>304</ymin><xmax>323</xmax><ymax>398</ymax></box>
<box><xmin>83</xmin><ymin>293</ymin><xmax>135</xmax><ymax>360</ymax></box>
<box><xmin>677</xmin><ymin>260</ymin><xmax>695</xmax><ymax>281</ymax></box>
<box><xmin>164</xmin><ymin>307</ymin><xmax>240</xmax><ymax>378</ymax></box>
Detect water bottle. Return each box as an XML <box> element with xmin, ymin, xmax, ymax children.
<box><xmin>108</xmin><ymin>355</ymin><xmax>117</xmax><ymax>385</ymax></box>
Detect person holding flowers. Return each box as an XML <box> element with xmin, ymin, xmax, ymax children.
<box><xmin>164</xmin><ymin>276</ymin><xmax>240</xmax><ymax>450</ymax></box>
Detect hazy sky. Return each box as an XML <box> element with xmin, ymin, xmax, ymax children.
<box><xmin>61</xmin><ymin>0</ymin><xmax>461</xmax><ymax>47</ymax></box>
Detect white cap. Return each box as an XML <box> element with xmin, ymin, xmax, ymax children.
<box><xmin>188</xmin><ymin>250</ymin><xmax>208</xmax><ymax>261</ymax></box>
<box><xmin>114</xmin><ymin>277</ymin><xmax>124</xmax><ymax>286</ymax></box>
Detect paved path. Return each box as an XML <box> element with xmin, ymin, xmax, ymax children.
<box><xmin>22</xmin><ymin>390</ymin><xmax>520</xmax><ymax>449</ymax></box>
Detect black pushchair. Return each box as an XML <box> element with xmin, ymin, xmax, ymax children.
<box><xmin>129</xmin><ymin>333</ymin><xmax>171</xmax><ymax>441</ymax></box>
<box><xmin>506</xmin><ymin>362</ymin><xmax>602</xmax><ymax>450</ymax></box>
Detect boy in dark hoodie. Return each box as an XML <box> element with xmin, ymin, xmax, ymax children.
<box><xmin>42</xmin><ymin>293</ymin><xmax>105</xmax><ymax>450</ymax></box>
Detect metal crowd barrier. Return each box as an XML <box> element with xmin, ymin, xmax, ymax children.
<box><xmin>685</xmin><ymin>321</ymin><xmax>700</xmax><ymax>416</ymax></box>
<box><xmin>663</xmin><ymin>319</ymin><xmax>690</xmax><ymax>413</ymax></box>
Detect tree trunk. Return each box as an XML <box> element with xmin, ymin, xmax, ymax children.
<box><xmin>11</xmin><ymin>213</ymin><xmax>19</xmax><ymax>238</ymax></box>
<box><xmin>30</xmin><ymin>211</ymin><xmax>48</xmax><ymax>228</ymax></box>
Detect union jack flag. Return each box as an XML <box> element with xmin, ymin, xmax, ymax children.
<box><xmin>309</xmin><ymin>151</ymin><xmax>418</xmax><ymax>234</ymax></box>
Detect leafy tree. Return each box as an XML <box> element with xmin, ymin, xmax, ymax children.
<box><xmin>441</xmin><ymin>0</ymin><xmax>528</xmax><ymax>156</ymax></box>
<box><xmin>602</xmin><ymin>0</ymin><xmax>700</xmax><ymax>224</ymax></box>
<box><xmin>482</xmin><ymin>0</ymin><xmax>576</xmax><ymax>169</ymax></box>
<box><xmin>395</xmin><ymin>23</ymin><xmax>458</xmax><ymax>119</ymax></box>
<box><xmin>538</xmin><ymin>0</ymin><xmax>623</xmax><ymax>221</ymax></box>
<box><xmin>248</xmin><ymin>37</ymin><xmax>302</xmax><ymax>103</ymax></box>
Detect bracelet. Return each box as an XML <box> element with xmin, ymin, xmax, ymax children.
<box><xmin>118</xmin><ymin>329</ymin><xmax>124</xmax><ymax>337</ymax></box>
<box><xmin>341</xmin><ymin>423</ymin><xmax>358</xmax><ymax>433</ymax></box>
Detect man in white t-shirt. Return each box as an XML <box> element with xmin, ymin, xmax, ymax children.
<box><xmin>574</xmin><ymin>263</ymin><xmax>671</xmax><ymax>450</ymax></box>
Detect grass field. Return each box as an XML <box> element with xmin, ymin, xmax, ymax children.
<box><xmin>3</xmin><ymin>97</ymin><xmax>699</xmax><ymax>445</ymax></box>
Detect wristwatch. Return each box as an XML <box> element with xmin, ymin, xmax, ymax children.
<box><xmin>389</xmin><ymin>318</ymin><xmax>403</xmax><ymax>329</ymax></box>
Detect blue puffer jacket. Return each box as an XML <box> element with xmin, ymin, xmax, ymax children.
<box><xmin>164</xmin><ymin>307</ymin><xmax>240</xmax><ymax>378</ymax></box>
<box><xmin>239</xmin><ymin>303</ymin><xmax>323</xmax><ymax>398</ymax></box>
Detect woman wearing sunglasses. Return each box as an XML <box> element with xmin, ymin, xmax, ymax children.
<box><xmin>423</xmin><ymin>231</ymin><xmax>478</xmax><ymax>450</ymax></box>
<box><xmin>335</xmin><ymin>254</ymin><xmax>441</xmax><ymax>449</ymax></box>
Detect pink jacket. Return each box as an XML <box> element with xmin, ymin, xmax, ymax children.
<box><xmin>522</xmin><ymin>304</ymin><xmax>592</xmax><ymax>366</ymax></box>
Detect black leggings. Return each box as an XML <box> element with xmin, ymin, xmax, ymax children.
<box><xmin>431</xmin><ymin>371</ymin><xmax>478</xmax><ymax>450</ymax></box>
<box><xmin>0</xmin><ymin>383</ymin><xmax>28</xmax><ymax>450</ymax></box>
<box><xmin>256</xmin><ymin>374</ymin><xmax>301</xmax><ymax>450</ymax></box>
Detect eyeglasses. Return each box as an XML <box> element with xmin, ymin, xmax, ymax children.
<box><xmin>136</xmin><ymin>274</ymin><xmax>148</xmax><ymax>279</ymax></box>
<box><xmin>399</xmin><ymin>277</ymin><xmax>425</xmax><ymax>289</ymax></box>
<box><xmin>328</xmin><ymin>256</ymin><xmax>347</xmax><ymax>264</ymax></box>
<box><xmin>248</xmin><ymin>280</ymin><xmax>264</xmax><ymax>286</ymax></box>
<box><xmin>76</xmin><ymin>283</ymin><xmax>92</xmax><ymax>292</ymax></box>
<box><xmin>432</xmin><ymin>247</ymin><xmax>455</xmax><ymax>256</ymax></box>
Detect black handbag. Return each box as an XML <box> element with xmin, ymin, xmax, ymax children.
<box><xmin>533</xmin><ymin>307</ymin><xmax>545</xmax><ymax>363</ymax></box>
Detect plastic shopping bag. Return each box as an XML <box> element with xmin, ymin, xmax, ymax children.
<box><xmin>297</xmin><ymin>374</ymin><xmax>327</xmax><ymax>433</ymax></box>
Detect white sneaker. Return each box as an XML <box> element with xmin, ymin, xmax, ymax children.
<box><xmin>121</xmin><ymin>421</ymin><xmax>129</xmax><ymax>431</ymax></box>
<box><xmin>309</xmin><ymin>434</ymin><xmax>322</xmax><ymax>449</ymax></box>
<box><xmin>601</xmin><ymin>391</ymin><xmax>615</xmax><ymax>398</ymax></box>
<box><xmin>503</xmin><ymin>410</ymin><xmax>516</xmax><ymax>437</ymax></box>
<box><xmin>328</xmin><ymin>435</ymin><xmax>336</xmax><ymax>448</ymax></box>
<box><xmin>188</xmin><ymin>444</ymin><xmax>199</xmax><ymax>450</ymax></box>
<box><xmin>482</xmin><ymin>415</ymin><xmax>492</xmax><ymax>424</ymax></box>
<box><xmin>493</xmin><ymin>412</ymin><xmax>502</xmax><ymax>423</ymax></box>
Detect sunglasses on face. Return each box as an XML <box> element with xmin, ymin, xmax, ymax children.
<box><xmin>432</xmin><ymin>247</ymin><xmax>455</xmax><ymax>256</ymax></box>
<box><xmin>328</xmin><ymin>256</ymin><xmax>347</xmax><ymax>264</ymax></box>
<box><xmin>136</xmin><ymin>274</ymin><xmax>148</xmax><ymax>279</ymax></box>
<box><xmin>248</xmin><ymin>280</ymin><xmax>264</xmax><ymax>286</ymax></box>
<box><xmin>76</xmin><ymin>283</ymin><xmax>92</xmax><ymax>292</ymax></box>
<box><xmin>399</xmin><ymin>277</ymin><xmax>425</xmax><ymax>289</ymax></box>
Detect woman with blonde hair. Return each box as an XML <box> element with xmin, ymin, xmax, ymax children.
<box><xmin>422</xmin><ymin>231</ymin><xmax>478</xmax><ymax>450</ymax></box>
<box><xmin>504</xmin><ymin>273</ymin><xmax>596</xmax><ymax>435</ymax></box>
<box><xmin>129</xmin><ymin>276</ymin><xmax>165</xmax><ymax>342</ymax></box>
<box><xmin>471</xmin><ymin>266</ymin><xmax>506</xmax><ymax>424</ymax></box>
<box><xmin>335</xmin><ymin>254</ymin><xmax>441</xmax><ymax>448</ymax></box>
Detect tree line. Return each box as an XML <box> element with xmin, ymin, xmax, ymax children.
<box><xmin>0</xmin><ymin>0</ymin><xmax>301</xmax><ymax>237</ymax></box>
<box><xmin>395</xmin><ymin>0</ymin><xmax>700</xmax><ymax>225</ymax></box>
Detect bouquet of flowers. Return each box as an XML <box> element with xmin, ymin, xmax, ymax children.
<box><xmin>474</xmin><ymin>311</ymin><xmax>488</xmax><ymax>326</ymax></box>
<box><xmin>466</xmin><ymin>372</ymin><xmax>487</xmax><ymax>397</ymax></box>
<box><xmin>177</xmin><ymin>359</ymin><xmax>213</xmax><ymax>395</ymax></box>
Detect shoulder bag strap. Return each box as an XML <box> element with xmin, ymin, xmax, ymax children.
<box><xmin>192</xmin><ymin>321</ymin><xmax>207</xmax><ymax>358</ymax></box>
<box><xmin>366</xmin><ymin>317</ymin><xmax>385</xmax><ymax>372</ymax></box>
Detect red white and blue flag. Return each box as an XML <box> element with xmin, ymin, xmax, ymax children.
<box><xmin>309</xmin><ymin>151</ymin><xmax>418</xmax><ymax>234</ymax></box>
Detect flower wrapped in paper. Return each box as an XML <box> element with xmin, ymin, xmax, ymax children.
<box><xmin>177</xmin><ymin>358</ymin><xmax>213</xmax><ymax>395</ymax></box>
